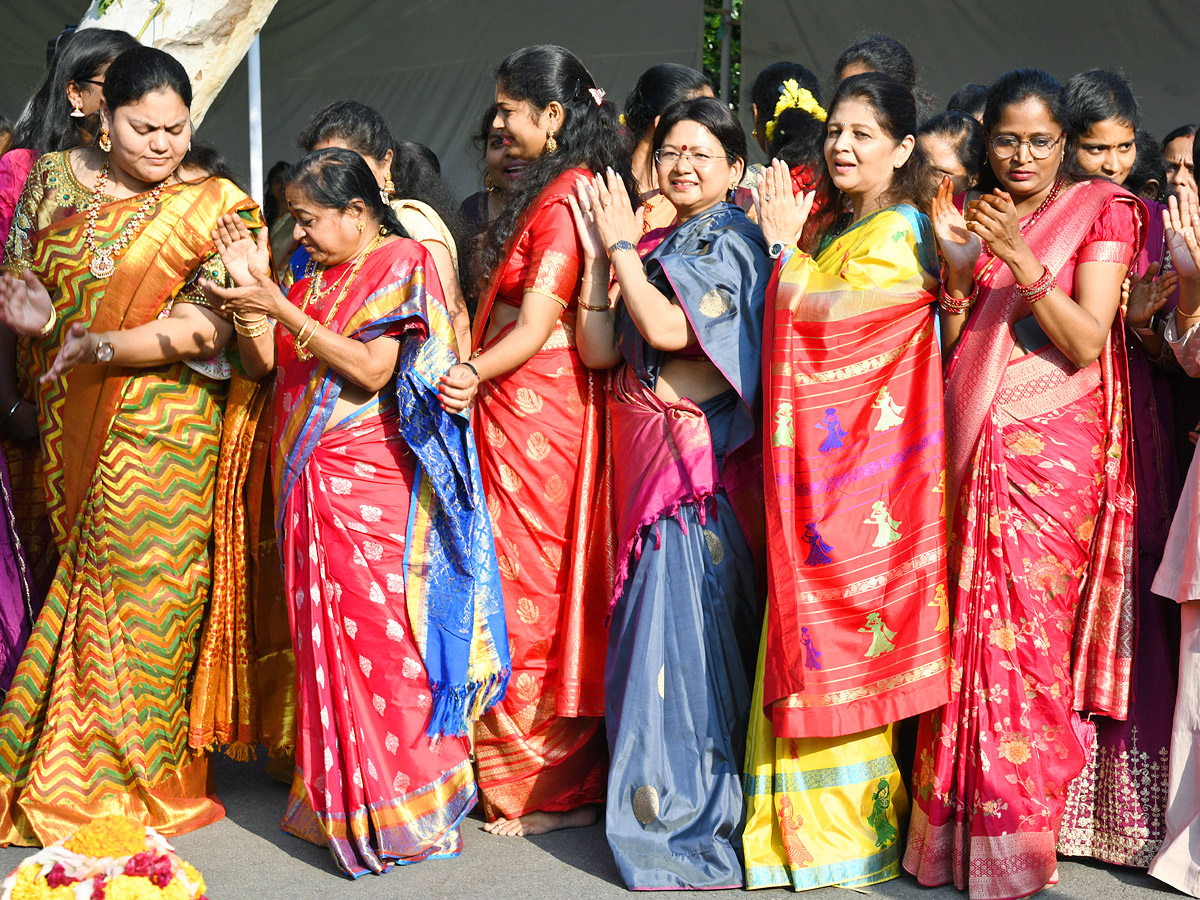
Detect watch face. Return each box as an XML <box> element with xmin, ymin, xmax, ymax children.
<box><xmin>97</xmin><ymin>339</ymin><xmax>113</xmax><ymax>362</ymax></box>
<box><xmin>769</xmin><ymin>242</ymin><xmax>786</xmax><ymax>258</ymax></box>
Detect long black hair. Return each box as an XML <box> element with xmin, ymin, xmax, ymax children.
<box><xmin>297</xmin><ymin>100</ymin><xmax>469</xmax><ymax>271</ymax></box>
<box><xmin>286</xmin><ymin>148</ymin><xmax>408</xmax><ymax>239</ymax></box>
<box><xmin>12</xmin><ymin>27</ymin><xmax>139</xmax><ymax>153</ymax></box>
<box><xmin>623</xmin><ymin>63</ymin><xmax>712</xmax><ymax>145</ymax></box>
<box><xmin>829</xmin><ymin>72</ymin><xmax>934</xmax><ymax>211</ymax></box>
<box><xmin>480</xmin><ymin>44</ymin><xmax>634</xmax><ymax>292</ymax></box>
<box><xmin>978</xmin><ymin>68</ymin><xmax>1075</xmax><ymax>193</ymax></box>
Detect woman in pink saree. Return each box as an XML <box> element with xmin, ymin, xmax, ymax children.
<box><xmin>904</xmin><ymin>69</ymin><xmax>1142</xmax><ymax>899</ymax></box>
<box><xmin>203</xmin><ymin>148</ymin><xmax>508</xmax><ymax>878</ymax></box>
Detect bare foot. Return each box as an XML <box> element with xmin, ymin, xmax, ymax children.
<box><xmin>482</xmin><ymin>805</ymin><xmax>599</xmax><ymax>837</ymax></box>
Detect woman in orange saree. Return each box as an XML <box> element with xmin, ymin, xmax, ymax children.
<box><xmin>904</xmin><ymin>69</ymin><xmax>1142</xmax><ymax>900</ymax></box>
<box><xmin>438</xmin><ymin>44</ymin><xmax>633</xmax><ymax>836</ymax></box>
<box><xmin>0</xmin><ymin>47</ymin><xmax>266</xmax><ymax>845</ymax></box>
<box><xmin>203</xmin><ymin>147</ymin><xmax>509</xmax><ymax>877</ymax></box>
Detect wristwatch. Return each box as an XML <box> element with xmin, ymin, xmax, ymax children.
<box><xmin>768</xmin><ymin>241</ymin><xmax>787</xmax><ymax>259</ymax></box>
<box><xmin>94</xmin><ymin>333</ymin><xmax>114</xmax><ymax>364</ymax></box>
<box><xmin>607</xmin><ymin>239</ymin><xmax>637</xmax><ymax>255</ymax></box>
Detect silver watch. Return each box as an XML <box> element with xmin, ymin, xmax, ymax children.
<box><xmin>94</xmin><ymin>334</ymin><xmax>114</xmax><ymax>364</ymax></box>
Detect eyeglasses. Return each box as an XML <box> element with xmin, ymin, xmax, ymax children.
<box><xmin>77</xmin><ymin>79</ymin><xmax>105</xmax><ymax>89</ymax></box>
<box><xmin>654</xmin><ymin>148</ymin><xmax>729</xmax><ymax>169</ymax></box>
<box><xmin>991</xmin><ymin>134</ymin><xmax>1062</xmax><ymax>160</ymax></box>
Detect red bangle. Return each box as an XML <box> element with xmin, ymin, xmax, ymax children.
<box><xmin>1016</xmin><ymin>266</ymin><xmax>1055</xmax><ymax>304</ymax></box>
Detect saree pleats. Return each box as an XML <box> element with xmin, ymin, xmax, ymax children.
<box><xmin>280</xmin><ymin>410</ymin><xmax>474</xmax><ymax>878</ymax></box>
<box><xmin>744</xmin><ymin>620</ymin><xmax>907</xmax><ymax>891</ymax></box>
<box><xmin>605</xmin><ymin>385</ymin><xmax>758</xmax><ymax>890</ymax></box>
<box><xmin>473</xmin><ymin>328</ymin><xmax>608</xmax><ymax>819</ymax></box>
<box><xmin>905</xmin><ymin>385</ymin><xmax>1106</xmax><ymax>899</ymax></box>
<box><xmin>0</xmin><ymin>365</ymin><xmax>226</xmax><ymax>845</ymax></box>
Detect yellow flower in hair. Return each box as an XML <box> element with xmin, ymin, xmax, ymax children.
<box><xmin>764</xmin><ymin>79</ymin><xmax>828</xmax><ymax>143</ymax></box>
<box><xmin>619</xmin><ymin>113</ymin><xmax>627</xmax><ymax>126</ymax></box>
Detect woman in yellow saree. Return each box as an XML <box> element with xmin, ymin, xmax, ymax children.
<box><xmin>0</xmin><ymin>46</ymin><xmax>265</xmax><ymax>845</ymax></box>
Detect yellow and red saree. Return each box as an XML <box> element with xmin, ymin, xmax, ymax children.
<box><xmin>0</xmin><ymin>151</ymin><xmax>267</xmax><ymax>845</ymax></box>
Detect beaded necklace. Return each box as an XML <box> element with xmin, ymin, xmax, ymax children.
<box><xmin>294</xmin><ymin>233</ymin><xmax>385</xmax><ymax>361</ymax></box>
<box><xmin>85</xmin><ymin>159</ymin><xmax>169</xmax><ymax>279</ymax></box>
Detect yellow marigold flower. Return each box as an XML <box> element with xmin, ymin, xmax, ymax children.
<box><xmin>179</xmin><ymin>862</ymin><xmax>207</xmax><ymax>898</ymax></box>
<box><xmin>62</xmin><ymin>815</ymin><xmax>146</xmax><ymax>858</ymax></box>
<box><xmin>764</xmin><ymin>79</ymin><xmax>827</xmax><ymax>143</ymax></box>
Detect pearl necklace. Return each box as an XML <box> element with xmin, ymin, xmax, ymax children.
<box><xmin>85</xmin><ymin>159</ymin><xmax>169</xmax><ymax>279</ymax></box>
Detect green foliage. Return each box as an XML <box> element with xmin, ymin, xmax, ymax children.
<box><xmin>702</xmin><ymin>0</ymin><xmax>742</xmax><ymax>110</ymax></box>
<box><xmin>97</xmin><ymin>0</ymin><xmax>121</xmax><ymax>15</ymax></box>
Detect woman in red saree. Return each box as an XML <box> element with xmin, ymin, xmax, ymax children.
<box><xmin>203</xmin><ymin>148</ymin><xmax>508</xmax><ymax>877</ymax></box>
<box><xmin>438</xmin><ymin>44</ymin><xmax>633</xmax><ymax>836</ymax></box>
<box><xmin>904</xmin><ymin>69</ymin><xmax>1143</xmax><ymax>899</ymax></box>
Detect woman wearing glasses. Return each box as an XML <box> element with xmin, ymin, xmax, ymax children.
<box><xmin>569</xmin><ymin>96</ymin><xmax>772</xmax><ymax>889</ymax></box>
<box><xmin>905</xmin><ymin>69</ymin><xmax>1143</xmax><ymax>900</ymax></box>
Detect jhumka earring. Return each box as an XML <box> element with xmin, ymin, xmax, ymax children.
<box><xmin>544</xmin><ymin>131</ymin><xmax>558</xmax><ymax>154</ymax></box>
<box><xmin>383</xmin><ymin>174</ymin><xmax>395</xmax><ymax>198</ymax></box>
<box><xmin>69</xmin><ymin>103</ymin><xmax>84</xmax><ymax>119</ymax></box>
<box><xmin>98</xmin><ymin>126</ymin><xmax>112</xmax><ymax>152</ymax></box>
<box><xmin>485</xmin><ymin>173</ymin><xmax>497</xmax><ymax>193</ymax></box>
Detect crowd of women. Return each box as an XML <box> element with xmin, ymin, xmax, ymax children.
<box><xmin>1</xmin><ymin>23</ymin><xmax>1200</xmax><ymax>900</ymax></box>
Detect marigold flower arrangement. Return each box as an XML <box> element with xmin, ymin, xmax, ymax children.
<box><xmin>1</xmin><ymin>816</ymin><xmax>207</xmax><ymax>900</ymax></box>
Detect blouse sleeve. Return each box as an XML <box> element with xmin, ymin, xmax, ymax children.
<box><xmin>521</xmin><ymin>197</ymin><xmax>581</xmax><ymax>309</ymax></box>
<box><xmin>1</xmin><ymin>153</ymin><xmax>51</xmax><ymax>274</ymax></box>
<box><xmin>1078</xmin><ymin>196</ymin><xmax>1141</xmax><ymax>267</ymax></box>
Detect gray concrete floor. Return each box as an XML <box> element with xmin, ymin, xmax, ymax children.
<box><xmin>0</xmin><ymin>754</ymin><xmax>1180</xmax><ymax>899</ymax></box>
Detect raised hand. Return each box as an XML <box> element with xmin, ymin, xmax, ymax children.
<box><xmin>198</xmin><ymin>266</ymin><xmax>285</xmax><ymax>320</ymax></box>
<box><xmin>0</xmin><ymin>271</ymin><xmax>55</xmax><ymax>336</ymax></box>
<box><xmin>568</xmin><ymin>177</ymin><xmax>606</xmax><ymax>262</ymax></box>
<box><xmin>586</xmin><ymin>167</ymin><xmax>640</xmax><ymax>252</ymax></box>
<box><xmin>965</xmin><ymin>188</ymin><xmax>1025</xmax><ymax>264</ymax></box>
<box><xmin>1164</xmin><ymin>190</ymin><xmax>1200</xmax><ymax>280</ymax></box>
<box><xmin>1123</xmin><ymin>262</ymin><xmax>1177</xmax><ymax>328</ymax></box>
<box><xmin>754</xmin><ymin>158</ymin><xmax>813</xmax><ymax>250</ymax></box>
<box><xmin>40</xmin><ymin>322</ymin><xmax>96</xmax><ymax>382</ymax></box>
<box><xmin>931</xmin><ymin>176</ymin><xmax>981</xmax><ymax>276</ymax></box>
<box><xmin>211</xmin><ymin>213</ymin><xmax>270</xmax><ymax>287</ymax></box>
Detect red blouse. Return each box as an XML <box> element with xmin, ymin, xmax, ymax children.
<box><xmin>493</xmin><ymin>168</ymin><xmax>586</xmax><ymax>310</ymax></box>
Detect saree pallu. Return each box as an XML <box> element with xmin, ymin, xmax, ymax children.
<box><xmin>1058</xmin><ymin>198</ymin><xmax>1180</xmax><ymax>868</ymax></box>
<box><xmin>471</xmin><ymin>319</ymin><xmax>610</xmax><ymax>818</ymax></box>
<box><xmin>761</xmin><ymin>205</ymin><xmax>949</xmax><ymax>740</ymax></box>
<box><xmin>745</xmin><ymin>205</ymin><xmax>942</xmax><ymax>892</ymax></box>
<box><xmin>273</xmin><ymin>238</ymin><xmax>506</xmax><ymax>877</ymax></box>
<box><xmin>605</xmin><ymin>377</ymin><xmax>759</xmax><ymax>890</ymax></box>
<box><xmin>905</xmin><ymin>180</ymin><xmax>1142</xmax><ymax>899</ymax></box>
<box><xmin>0</xmin><ymin>156</ymin><xmax>264</xmax><ymax>845</ymax></box>
<box><xmin>0</xmin><ymin>453</ymin><xmax>34</xmax><ymax>693</ymax></box>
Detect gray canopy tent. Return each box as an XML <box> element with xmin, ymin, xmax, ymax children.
<box><xmin>1</xmin><ymin>0</ymin><xmax>704</xmax><ymax>197</ymax></box>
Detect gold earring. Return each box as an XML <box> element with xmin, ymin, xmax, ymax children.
<box><xmin>544</xmin><ymin>131</ymin><xmax>558</xmax><ymax>154</ymax></box>
<box><xmin>383</xmin><ymin>174</ymin><xmax>395</xmax><ymax>197</ymax></box>
<box><xmin>98</xmin><ymin>126</ymin><xmax>112</xmax><ymax>152</ymax></box>
<box><xmin>357</xmin><ymin>219</ymin><xmax>364</xmax><ymax>233</ymax></box>
<box><xmin>485</xmin><ymin>173</ymin><xmax>496</xmax><ymax>193</ymax></box>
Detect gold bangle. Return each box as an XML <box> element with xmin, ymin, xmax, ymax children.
<box><xmin>235</xmin><ymin>320</ymin><xmax>272</xmax><ymax>338</ymax></box>
<box><xmin>233</xmin><ymin>312</ymin><xmax>268</xmax><ymax>326</ymax></box>
<box><xmin>36</xmin><ymin>303</ymin><xmax>57</xmax><ymax>337</ymax></box>
<box><xmin>579</xmin><ymin>300</ymin><xmax>611</xmax><ymax>312</ymax></box>
<box><xmin>293</xmin><ymin>317</ymin><xmax>319</xmax><ymax>359</ymax></box>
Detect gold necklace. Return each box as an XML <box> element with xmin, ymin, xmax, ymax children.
<box><xmin>295</xmin><ymin>233</ymin><xmax>385</xmax><ymax>360</ymax></box>
<box><xmin>85</xmin><ymin>159</ymin><xmax>169</xmax><ymax>279</ymax></box>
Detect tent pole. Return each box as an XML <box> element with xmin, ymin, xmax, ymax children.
<box><xmin>248</xmin><ymin>34</ymin><xmax>264</xmax><ymax>206</ymax></box>
<box><xmin>719</xmin><ymin>0</ymin><xmax>731</xmax><ymax>103</ymax></box>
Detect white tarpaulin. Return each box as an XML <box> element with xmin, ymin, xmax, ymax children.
<box><xmin>740</xmin><ymin>0</ymin><xmax>1200</xmax><ymax>162</ymax></box>
<box><xmin>1</xmin><ymin>0</ymin><xmax>703</xmax><ymax>197</ymax></box>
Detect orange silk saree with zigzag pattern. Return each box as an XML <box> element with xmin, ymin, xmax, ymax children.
<box><xmin>0</xmin><ymin>151</ymin><xmax>268</xmax><ymax>845</ymax></box>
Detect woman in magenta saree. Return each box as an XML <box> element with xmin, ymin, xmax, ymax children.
<box><xmin>204</xmin><ymin>148</ymin><xmax>508</xmax><ymax>878</ymax></box>
<box><xmin>904</xmin><ymin>70</ymin><xmax>1142</xmax><ymax>900</ymax></box>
